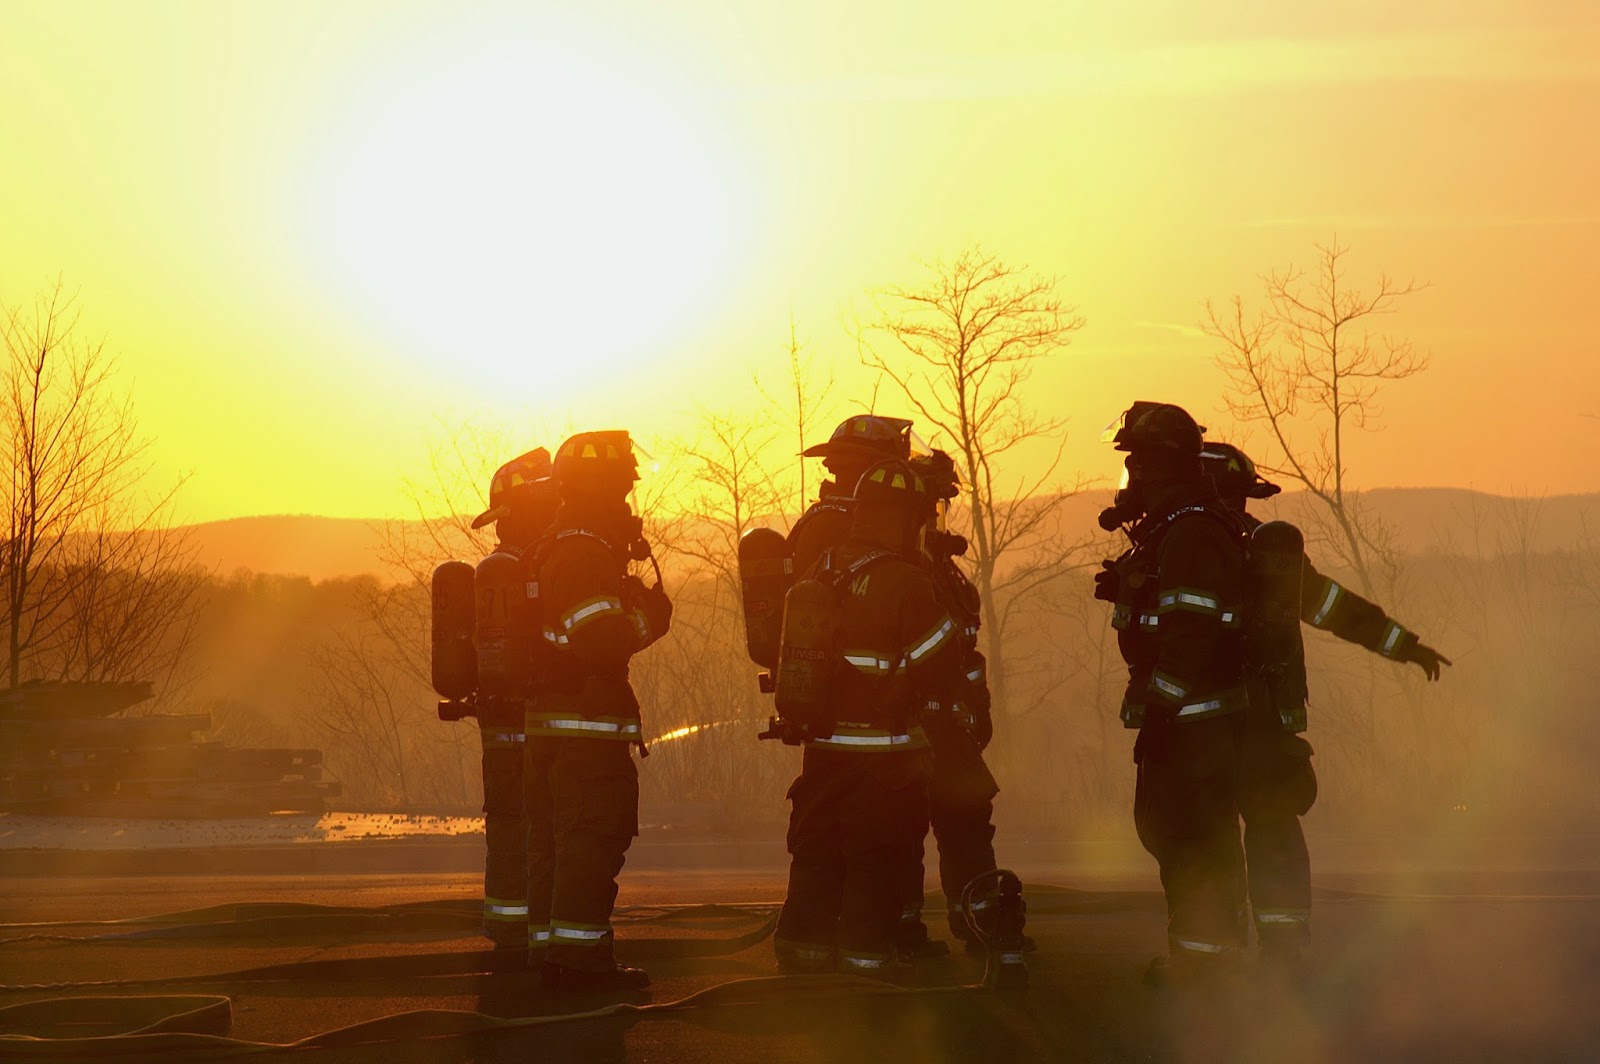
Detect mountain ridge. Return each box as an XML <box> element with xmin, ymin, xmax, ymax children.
<box><xmin>173</xmin><ymin>488</ymin><xmax>1600</xmax><ymax>582</ymax></box>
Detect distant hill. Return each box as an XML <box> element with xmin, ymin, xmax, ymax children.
<box><xmin>178</xmin><ymin>515</ymin><xmax>399</xmax><ymax>582</ymax></box>
<box><xmin>180</xmin><ymin>489</ymin><xmax>1600</xmax><ymax>582</ymax></box>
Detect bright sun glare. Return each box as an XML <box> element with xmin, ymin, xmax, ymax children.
<box><xmin>325</xmin><ymin>56</ymin><xmax>735</xmax><ymax>396</ymax></box>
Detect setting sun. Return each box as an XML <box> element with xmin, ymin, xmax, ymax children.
<box><xmin>314</xmin><ymin>51</ymin><xmax>743</xmax><ymax>394</ymax></box>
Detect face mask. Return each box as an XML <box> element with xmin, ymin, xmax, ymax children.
<box><xmin>1098</xmin><ymin>481</ymin><xmax>1146</xmax><ymax>531</ymax></box>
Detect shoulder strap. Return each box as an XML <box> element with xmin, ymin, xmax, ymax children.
<box><xmin>791</xmin><ymin>500</ymin><xmax>853</xmax><ymax>543</ymax></box>
<box><xmin>821</xmin><ymin>548</ymin><xmax>896</xmax><ymax>590</ymax></box>
<box><xmin>528</xmin><ymin>526</ymin><xmax>627</xmax><ymax>578</ymax></box>
<box><xmin>1133</xmin><ymin>500</ymin><xmax>1248</xmax><ymax>553</ymax></box>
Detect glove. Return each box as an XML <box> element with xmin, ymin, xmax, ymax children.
<box><xmin>623</xmin><ymin>576</ymin><xmax>673</xmax><ymax>648</ymax></box>
<box><xmin>1093</xmin><ymin>560</ymin><xmax>1119</xmax><ymax>603</ymax></box>
<box><xmin>1403</xmin><ymin>641</ymin><xmax>1451</xmax><ymax>682</ymax></box>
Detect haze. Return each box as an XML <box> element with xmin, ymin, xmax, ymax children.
<box><xmin>3</xmin><ymin>0</ymin><xmax>1596</xmax><ymax>523</ymax></box>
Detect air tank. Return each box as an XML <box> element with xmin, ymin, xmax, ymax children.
<box><xmin>430</xmin><ymin>560</ymin><xmax>477</xmax><ymax>700</ymax></box>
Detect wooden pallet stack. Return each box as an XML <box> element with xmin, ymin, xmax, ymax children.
<box><xmin>0</xmin><ymin>681</ymin><xmax>340</xmax><ymax>816</ymax></box>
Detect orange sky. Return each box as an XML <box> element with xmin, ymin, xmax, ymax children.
<box><xmin>2</xmin><ymin>0</ymin><xmax>1596</xmax><ymax>522</ymax></box>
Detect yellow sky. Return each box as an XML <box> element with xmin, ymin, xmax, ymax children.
<box><xmin>3</xmin><ymin>0</ymin><xmax>1597</xmax><ymax>522</ymax></box>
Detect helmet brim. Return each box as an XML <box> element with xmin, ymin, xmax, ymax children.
<box><xmin>469</xmin><ymin>504</ymin><xmax>508</xmax><ymax>531</ymax></box>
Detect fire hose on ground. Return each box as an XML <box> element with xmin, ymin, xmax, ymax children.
<box><xmin>0</xmin><ymin>876</ymin><xmax>1041</xmax><ymax>1058</ymax></box>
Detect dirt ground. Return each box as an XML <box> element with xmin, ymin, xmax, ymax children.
<box><xmin>1</xmin><ymin>837</ymin><xmax>1597</xmax><ymax>1063</ymax></box>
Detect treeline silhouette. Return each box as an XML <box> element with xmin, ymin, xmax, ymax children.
<box><xmin>157</xmin><ymin>498</ymin><xmax>1600</xmax><ymax>842</ymax></box>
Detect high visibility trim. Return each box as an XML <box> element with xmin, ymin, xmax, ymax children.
<box><xmin>1310</xmin><ymin>581</ymin><xmax>1344</xmax><ymax>628</ymax></box>
<box><xmin>551</xmin><ymin>921</ymin><xmax>610</xmax><ymax>943</ymax></box>
<box><xmin>484</xmin><ymin>898</ymin><xmax>530</xmax><ymax>919</ymax></box>
<box><xmin>1158</xmin><ymin>588</ymin><xmax>1223</xmax><ymax>615</ymax></box>
<box><xmin>774</xmin><ymin>937</ymin><xmax>834</xmax><ymax>963</ymax></box>
<box><xmin>1255</xmin><ymin>910</ymin><xmax>1311</xmax><ymax>924</ymax></box>
<box><xmin>629</xmin><ymin>608</ymin><xmax>653</xmax><ymax>645</ymax></box>
<box><xmin>842</xmin><ymin>651</ymin><xmax>893</xmax><ymax>674</ymax></box>
<box><xmin>899</xmin><ymin>907</ymin><xmax>922</xmax><ymax>922</ymax></box>
<box><xmin>542</xmin><ymin>627</ymin><xmax>571</xmax><ymax>646</ymax></box>
<box><xmin>562</xmin><ymin>595</ymin><xmax>625</xmax><ymax>632</ymax></box>
<box><xmin>966</xmin><ymin>666</ymin><xmax>984</xmax><ymax>682</ymax></box>
<box><xmin>906</xmin><ymin>617</ymin><xmax>956</xmax><ymax>662</ymax></box>
<box><xmin>1172</xmin><ymin>685</ymin><xmax>1249</xmax><ymax>720</ymax></box>
<box><xmin>807</xmin><ymin>723</ymin><xmax>926</xmax><ymax>752</ymax></box>
<box><xmin>841</xmin><ymin>952</ymin><xmax>891</xmax><ymax>969</ymax></box>
<box><xmin>1150</xmin><ymin>672</ymin><xmax>1189</xmax><ymax>702</ymax></box>
<box><xmin>951</xmin><ymin>898</ymin><xmax>992</xmax><ymax>913</ymax></box>
<box><xmin>528</xmin><ymin>925</ymin><xmax>551</xmax><ymax>945</ymax></box>
<box><xmin>480</xmin><ymin>730</ymin><xmax>526</xmax><ymax>748</ymax></box>
<box><xmin>812</xmin><ymin>732</ymin><xmax>913</xmax><ymax>747</ymax></box>
<box><xmin>531</xmin><ymin>713</ymin><xmax>643</xmax><ymax>739</ymax></box>
<box><xmin>1112</xmin><ymin>604</ymin><xmax>1133</xmax><ymax>630</ymax></box>
<box><xmin>1380</xmin><ymin>621</ymin><xmax>1407</xmax><ymax>657</ymax></box>
<box><xmin>1175</xmin><ymin>938</ymin><xmax>1230</xmax><ymax>954</ymax></box>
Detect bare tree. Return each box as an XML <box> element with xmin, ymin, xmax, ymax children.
<box><xmin>1204</xmin><ymin>239</ymin><xmax>1428</xmax><ymax>594</ymax></box>
<box><xmin>858</xmin><ymin>246</ymin><xmax>1088</xmax><ymax>719</ymax></box>
<box><xmin>0</xmin><ymin>282</ymin><xmax>201</xmax><ymax>690</ymax></box>
<box><xmin>756</xmin><ymin>315</ymin><xmax>836</xmax><ymax>517</ymax></box>
<box><xmin>671</xmin><ymin>411</ymin><xmax>785</xmax><ymax>602</ymax></box>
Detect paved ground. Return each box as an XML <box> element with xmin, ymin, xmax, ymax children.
<box><xmin>2</xmin><ymin>845</ymin><xmax>1598</xmax><ymax>1063</ymax></box>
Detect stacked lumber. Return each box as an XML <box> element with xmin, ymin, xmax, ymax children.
<box><xmin>0</xmin><ymin>681</ymin><xmax>339</xmax><ymax>816</ymax></box>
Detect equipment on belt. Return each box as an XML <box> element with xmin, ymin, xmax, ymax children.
<box><xmin>431</xmin><ymin>560</ymin><xmax>478</xmax><ymax>721</ymax></box>
<box><xmin>738</xmin><ymin>527</ymin><xmax>793</xmax><ymax>674</ymax></box>
<box><xmin>474</xmin><ymin>552</ymin><xmax>534</xmax><ymax>702</ymax></box>
<box><xmin>1246</xmin><ymin>520</ymin><xmax>1310</xmax><ymax>732</ymax></box>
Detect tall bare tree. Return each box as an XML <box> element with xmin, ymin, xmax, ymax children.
<box><xmin>858</xmin><ymin>246</ymin><xmax>1088</xmax><ymax>719</ymax></box>
<box><xmin>672</xmin><ymin>412</ymin><xmax>785</xmax><ymax>602</ymax></box>
<box><xmin>1204</xmin><ymin>239</ymin><xmax>1428</xmax><ymax>594</ymax></box>
<box><xmin>0</xmin><ymin>283</ymin><xmax>201</xmax><ymax>690</ymax></box>
<box><xmin>756</xmin><ymin>315</ymin><xmax>836</xmax><ymax>516</ymax></box>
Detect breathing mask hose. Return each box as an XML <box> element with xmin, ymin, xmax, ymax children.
<box><xmin>960</xmin><ymin>869</ymin><xmax>1028</xmax><ymax>992</ymax></box>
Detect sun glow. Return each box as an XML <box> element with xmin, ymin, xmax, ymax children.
<box><xmin>318</xmin><ymin>53</ymin><xmax>741</xmax><ymax>397</ymax></box>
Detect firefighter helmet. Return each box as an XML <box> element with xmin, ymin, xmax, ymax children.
<box><xmin>471</xmin><ymin>448</ymin><xmax>553</xmax><ymax>530</ymax></box>
<box><xmin>553</xmin><ymin>430</ymin><xmax>640</xmax><ymax>493</ymax></box>
<box><xmin>1201</xmin><ymin>442</ymin><xmax>1282</xmax><ymax>500</ymax></box>
<box><xmin>853</xmin><ymin>458</ymin><xmax>929</xmax><ymax>512</ymax></box>
<box><xmin>1102</xmin><ymin>402</ymin><xmax>1205</xmax><ymax>455</ymax></box>
<box><xmin>801</xmin><ymin>415</ymin><xmax>915</xmax><ymax>461</ymax></box>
